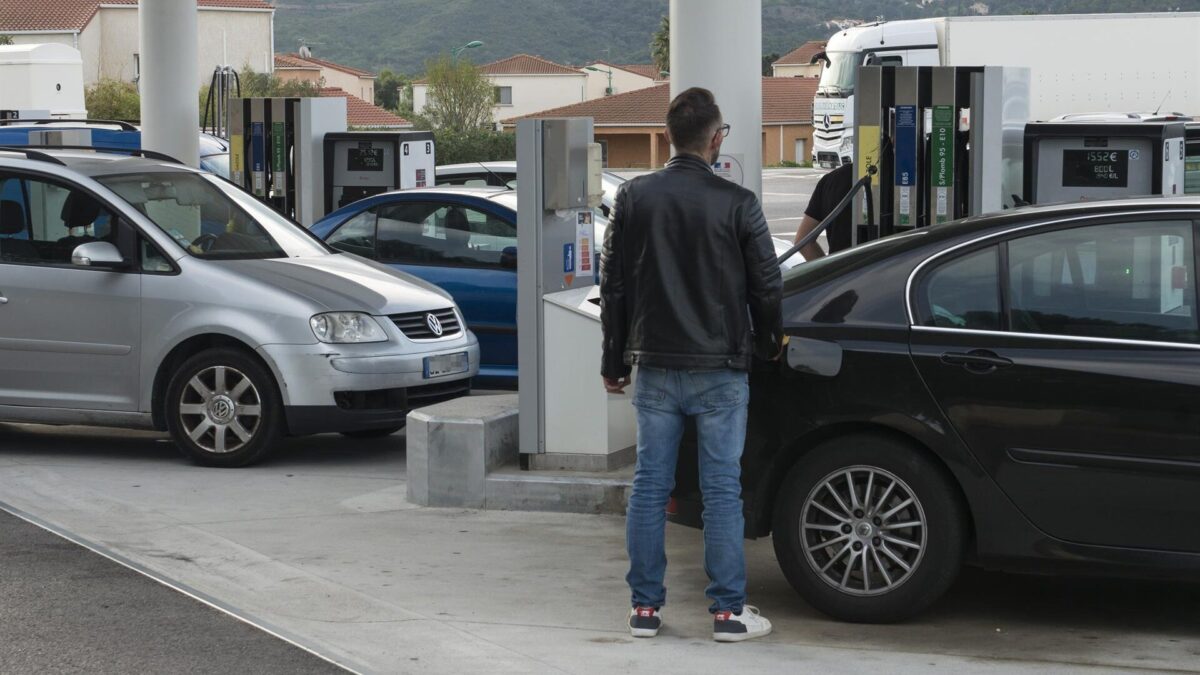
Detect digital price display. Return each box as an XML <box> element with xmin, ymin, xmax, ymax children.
<box><xmin>347</xmin><ymin>144</ymin><xmax>385</xmax><ymax>172</ymax></box>
<box><xmin>1062</xmin><ymin>149</ymin><xmax>1129</xmax><ymax>188</ymax></box>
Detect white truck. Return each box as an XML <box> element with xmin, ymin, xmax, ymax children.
<box><xmin>810</xmin><ymin>12</ymin><xmax>1200</xmax><ymax>168</ymax></box>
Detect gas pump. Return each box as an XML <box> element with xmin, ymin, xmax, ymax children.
<box><xmin>516</xmin><ymin>117</ymin><xmax>631</xmax><ymax>470</ymax></box>
<box><xmin>850</xmin><ymin>65</ymin><xmax>1029</xmax><ymax>242</ymax></box>
<box><xmin>322</xmin><ymin>131</ymin><xmax>436</xmax><ymax>213</ymax></box>
<box><xmin>227</xmin><ymin>96</ymin><xmax>346</xmax><ymax>226</ymax></box>
<box><xmin>1023</xmin><ymin>121</ymin><xmax>1187</xmax><ymax>203</ymax></box>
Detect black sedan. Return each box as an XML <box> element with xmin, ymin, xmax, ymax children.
<box><xmin>670</xmin><ymin>198</ymin><xmax>1200</xmax><ymax>623</ymax></box>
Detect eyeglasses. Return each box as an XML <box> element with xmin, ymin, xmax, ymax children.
<box><xmin>715</xmin><ymin>123</ymin><xmax>731</xmax><ymax>138</ymax></box>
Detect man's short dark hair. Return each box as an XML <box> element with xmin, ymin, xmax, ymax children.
<box><xmin>667</xmin><ymin>87</ymin><xmax>721</xmax><ymax>153</ymax></box>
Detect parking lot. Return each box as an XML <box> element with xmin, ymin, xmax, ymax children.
<box><xmin>2</xmin><ymin>420</ymin><xmax>1198</xmax><ymax>674</ymax></box>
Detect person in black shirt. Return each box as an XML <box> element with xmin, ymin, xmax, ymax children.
<box><xmin>793</xmin><ymin>162</ymin><xmax>853</xmax><ymax>260</ymax></box>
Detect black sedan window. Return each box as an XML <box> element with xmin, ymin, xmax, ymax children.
<box><xmin>918</xmin><ymin>246</ymin><xmax>1001</xmax><ymax>330</ymax></box>
<box><xmin>1007</xmin><ymin>220</ymin><xmax>1197</xmax><ymax>343</ymax></box>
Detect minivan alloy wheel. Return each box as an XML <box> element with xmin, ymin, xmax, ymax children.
<box><xmin>801</xmin><ymin>465</ymin><xmax>927</xmax><ymax>596</ymax></box>
<box><xmin>178</xmin><ymin>365</ymin><xmax>262</xmax><ymax>454</ymax></box>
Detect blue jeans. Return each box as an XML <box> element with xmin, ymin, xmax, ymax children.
<box><xmin>626</xmin><ymin>366</ymin><xmax>749</xmax><ymax>614</ymax></box>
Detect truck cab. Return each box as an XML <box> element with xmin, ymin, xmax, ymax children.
<box><xmin>812</xmin><ymin>20</ymin><xmax>939</xmax><ymax>168</ymax></box>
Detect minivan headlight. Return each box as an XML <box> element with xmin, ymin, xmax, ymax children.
<box><xmin>310</xmin><ymin>312</ymin><xmax>388</xmax><ymax>343</ymax></box>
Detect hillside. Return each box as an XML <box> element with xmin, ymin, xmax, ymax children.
<box><xmin>273</xmin><ymin>0</ymin><xmax>1194</xmax><ymax>75</ymax></box>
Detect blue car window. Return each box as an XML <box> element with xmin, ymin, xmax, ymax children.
<box><xmin>376</xmin><ymin>201</ymin><xmax>515</xmax><ymax>269</ymax></box>
<box><xmin>327</xmin><ymin>210</ymin><xmax>378</xmax><ymax>259</ymax></box>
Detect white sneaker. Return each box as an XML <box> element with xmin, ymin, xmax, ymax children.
<box><xmin>712</xmin><ymin>605</ymin><xmax>772</xmax><ymax>642</ymax></box>
<box><xmin>628</xmin><ymin>606</ymin><xmax>662</xmax><ymax>637</ymax></box>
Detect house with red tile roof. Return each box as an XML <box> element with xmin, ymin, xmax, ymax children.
<box><xmin>579</xmin><ymin>61</ymin><xmax>664</xmax><ymax>101</ymax></box>
<box><xmin>276</xmin><ymin>51</ymin><xmax>377</xmax><ymax>104</ymax></box>
<box><xmin>772</xmin><ymin>40</ymin><xmax>826</xmax><ymax>78</ymax></box>
<box><xmin>318</xmin><ymin>87</ymin><xmax>411</xmax><ymax>129</ymax></box>
<box><xmin>413</xmin><ymin>53</ymin><xmax>587</xmax><ymax>126</ymax></box>
<box><xmin>0</xmin><ymin>0</ymin><xmax>275</xmax><ymax>85</ymax></box>
<box><xmin>504</xmin><ymin>78</ymin><xmax>817</xmax><ymax>169</ymax></box>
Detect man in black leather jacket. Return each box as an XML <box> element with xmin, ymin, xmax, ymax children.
<box><xmin>601</xmin><ymin>87</ymin><xmax>783</xmax><ymax>642</ymax></box>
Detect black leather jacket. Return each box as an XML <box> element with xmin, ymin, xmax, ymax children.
<box><xmin>600</xmin><ymin>154</ymin><xmax>783</xmax><ymax>378</ymax></box>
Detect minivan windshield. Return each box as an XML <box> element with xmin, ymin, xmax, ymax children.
<box><xmin>818</xmin><ymin>51</ymin><xmax>858</xmax><ymax>94</ymax></box>
<box><xmin>98</xmin><ymin>171</ymin><xmax>329</xmax><ymax>260</ymax></box>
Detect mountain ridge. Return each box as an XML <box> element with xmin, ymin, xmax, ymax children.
<box><xmin>272</xmin><ymin>0</ymin><xmax>1194</xmax><ymax>75</ymax></box>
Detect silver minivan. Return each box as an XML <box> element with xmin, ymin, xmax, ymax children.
<box><xmin>0</xmin><ymin>148</ymin><xmax>479</xmax><ymax>466</ymax></box>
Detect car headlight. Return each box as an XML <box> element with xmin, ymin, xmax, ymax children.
<box><xmin>310</xmin><ymin>312</ymin><xmax>388</xmax><ymax>343</ymax></box>
<box><xmin>840</xmin><ymin>136</ymin><xmax>854</xmax><ymax>152</ymax></box>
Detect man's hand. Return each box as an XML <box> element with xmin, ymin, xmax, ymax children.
<box><xmin>603</xmin><ymin>376</ymin><xmax>632</xmax><ymax>394</ymax></box>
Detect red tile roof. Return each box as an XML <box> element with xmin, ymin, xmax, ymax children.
<box><xmin>274</xmin><ymin>54</ymin><xmax>320</xmax><ymax>70</ymax></box>
<box><xmin>504</xmin><ymin>78</ymin><xmax>816</xmax><ymax>126</ymax></box>
<box><xmin>479</xmin><ymin>54</ymin><xmax>582</xmax><ymax>76</ymax></box>
<box><xmin>0</xmin><ymin>0</ymin><xmax>272</xmax><ymax>32</ymax></box>
<box><xmin>281</xmin><ymin>53</ymin><xmax>374</xmax><ymax>78</ymax></box>
<box><xmin>616</xmin><ymin>64</ymin><xmax>667</xmax><ymax>81</ymax></box>
<box><xmin>762</xmin><ymin>77</ymin><xmax>819</xmax><ymax>123</ymax></box>
<box><xmin>319</xmin><ymin>87</ymin><xmax>411</xmax><ymax>128</ymax></box>
<box><xmin>773</xmin><ymin>41</ymin><xmax>827</xmax><ymax>67</ymax></box>
<box><xmin>584</xmin><ymin>61</ymin><xmax>666</xmax><ymax>81</ymax></box>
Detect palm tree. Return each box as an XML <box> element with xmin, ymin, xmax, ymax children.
<box><xmin>650</xmin><ymin>15</ymin><xmax>669</xmax><ymax>74</ymax></box>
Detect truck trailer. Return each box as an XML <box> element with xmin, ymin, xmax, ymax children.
<box><xmin>811</xmin><ymin>12</ymin><xmax>1200</xmax><ymax>168</ymax></box>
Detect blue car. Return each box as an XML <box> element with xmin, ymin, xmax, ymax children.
<box><xmin>311</xmin><ymin>187</ymin><xmax>520</xmax><ymax>387</ymax></box>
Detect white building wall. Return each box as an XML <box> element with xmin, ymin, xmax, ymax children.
<box><xmin>412</xmin><ymin>83</ymin><xmax>428</xmax><ymax>115</ymax></box>
<box><xmin>487</xmin><ymin>73</ymin><xmax>585</xmax><ymax>123</ymax></box>
<box><xmin>319</xmin><ymin>69</ymin><xmax>374</xmax><ymax>103</ymax></box>
<box><xmin>56</xmin><ymin>6</ymin><xmax>274</xmax><ymax>86</ymax></box>
<box><xmin>581</xmin><ymin>66</ymin><xmax>656</xmax><ymax>100</ymax></box>
<box><xmin>772</xmin><ymin>63</ymin><xmax>821</xmax><ymax>78</ymax></box>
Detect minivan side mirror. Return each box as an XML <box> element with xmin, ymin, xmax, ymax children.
<box><xmin>71</xmin><ymin>241</ymin><xmax>126</xmax><ymax>269</ymax></box>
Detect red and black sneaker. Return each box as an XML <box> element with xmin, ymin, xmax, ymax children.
<box><xmin>628</xmin><ymin>606</ymin><xmax>662</xmax><ymax>637</ymax></box>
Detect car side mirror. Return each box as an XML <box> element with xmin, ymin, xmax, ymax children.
<box><xmin>500</xmin><ymin>246</ymin><xmax>517</xmax><ymax>270</ymax></box>
<box><xmin>71</xmin><ymin>241</ymin><xmax>126</xmax><ymax>269</ymax></box>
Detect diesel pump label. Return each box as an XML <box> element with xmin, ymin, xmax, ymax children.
<box><xmin>1062</xmin><ymin>149</ymin><xmax>1129</xmax><ymax>188</ymax></box>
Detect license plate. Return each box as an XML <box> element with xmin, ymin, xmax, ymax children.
<box><xmin>424</xmin><ymin>352</ymin><xmax>469</xmax><ymax>378</ymax></box>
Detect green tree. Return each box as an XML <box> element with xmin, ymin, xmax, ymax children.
<box><xmin>85</xmin><ymin>79</ymin><xmax>140</xmax><ymax>121</ymax></box>
<box><xmin>422</xmin><ymin>54</ymin><xmax>493</xmax><ymax>133</ymax></box>
<box><xmin>0</xmin><ymin>35</ymin><xmax>13</xmax><ymax>46</ymax></box>
<box><xmin>762</xmin><ymin>52</ymin><xmax>780</xmax><ymax>76</ymax></box>
<box><xmin>375</xmin><ymin>68</ymin><xmax>411</xmax><ymax>113</ymax></box>
<box><xmin>237</xmin><ymin>66</ymin><xmax>323</xmax><ymax>97</ymax></box>
<box><xmin>650</xmin><ymin>15</ymin><xmax>669</xmax><ymax>74</ymax></box>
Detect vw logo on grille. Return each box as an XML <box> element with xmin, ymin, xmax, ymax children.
<box><xmin>425</xmin><ymin>313</ymin><xmax>444</xmax><ymax>336</ymax></box>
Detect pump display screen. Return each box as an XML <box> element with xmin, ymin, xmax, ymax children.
<box><xmin>1062</xmin><ymin>149</ymin><xmax>1129</xmax><ymax>188</ymax></box>
<box><xmin>347</xmin><ymin>146</ymin><xmax>385</xmax><ymax>172</ymax></box>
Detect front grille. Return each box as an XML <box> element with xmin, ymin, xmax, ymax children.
<box><xmin>390</xmin><ymin>307</ymin><xmax>461</xmax><ymax>340</ymax></box>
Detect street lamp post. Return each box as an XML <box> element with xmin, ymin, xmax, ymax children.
<box><xmin>585</xmin><ymin>65</ymin><xmax>614</xmax><ymax>96</ymax></box>
<box><xmin>452</xmin><ymin>40</ymin><xmax>484</xmax><ymax>62</ymax></box>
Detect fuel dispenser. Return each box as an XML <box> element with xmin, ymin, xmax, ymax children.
<box><xmin>516</xmin><ymin>117</ymin><xmax>630</xmax><ymax>470</ymax></box>
<box><xmin>227</xmin><ymin>96</ymin><xmax>346</xmax><ymax>226</ymax></box>
<box><xmin>851</xmin><ymin>65</ymin><xmax>1029</xmax><ymax>244</ymax></box>
<box><xmin>322</xmin><ymin>131</ymin><xmax>436</xmax><ymax>213</ymax></box>
<box><xmin>1023</xmin><ymin>121</ymin><xmax>1187</xmax><ymax>204</ymax></box>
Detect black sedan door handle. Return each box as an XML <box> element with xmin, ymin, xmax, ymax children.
<box><xmin>940</xmin><ymin>350</ymin><xmax>1013</xmax><ymax>372</ymax></box>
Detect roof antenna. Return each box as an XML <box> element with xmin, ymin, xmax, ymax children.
<box><xmin>1153</xmin><ymin>90</ymin><xmax>1172</xmax><ymax>116</ymax></box>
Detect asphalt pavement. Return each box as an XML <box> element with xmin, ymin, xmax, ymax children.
<box><xmin>0</xmin><ymin>504</ymin><xmax>345</xmax><ymax>674</ymax></box>
<box><xmin>2</xmin><ymin>422</ymin><xmax>1199</xmax><ymax>674</ymax></box>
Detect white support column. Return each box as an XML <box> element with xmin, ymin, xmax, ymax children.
<box><xmin>139</xmin><ymin>1</ymin><xmax>200</xmax><ymax>167</ymax></box>
<box><xmin>669</xmin><ymin>0</ymin><xmax>763</xmax><ymax>200</ymax></box>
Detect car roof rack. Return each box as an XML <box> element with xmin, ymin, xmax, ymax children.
<box><xmin>0</xmin><ymin>118</ymin><xmax>139</xmax><ymax>131</ymax></box>
<box><xmin>0</xmin><ymin>146</ymin><xmax>68</xmax><ymax>166</ymax></box>
<box><xmin>0</xmin><ymin>144</ymin><xmax>184</xmax><ymax>165</ymax></box>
